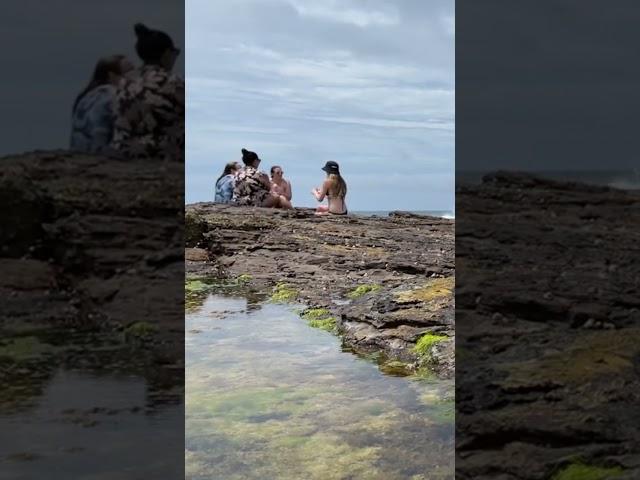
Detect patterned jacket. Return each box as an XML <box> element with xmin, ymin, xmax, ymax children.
<box><xmin>232</xmin><ymin>167</ymin><xmax>270</xmax><ymax>206</ymax></box>
<box><xmin>112</xmin><ymin>64</ymin><xmax>184</xmax><ymax>161</ymax></box>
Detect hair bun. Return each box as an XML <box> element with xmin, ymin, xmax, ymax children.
<box><xmin>134</xmin><ymin>23</ymin><xmax>150</xmax><ymax>37</ymax></box>
<box><xmin>241</xmin><ymin>148</ymin><xmax>248</xmax><ymax>154</ymax></box>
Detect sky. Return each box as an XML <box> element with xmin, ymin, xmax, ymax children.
<box><xmin>0</xmin><ymin>0</ymin><xmax>184</xmax><ymax>156</ymax></box>
<box><xmin>457</xmin><ymin>0</ymin><xmax>640</xmax><ymax>173</ymax></box>
<box><xmin>186</xmin><ymin>0</ymin><xmax>455</xmax><ymax>211</ymax></box>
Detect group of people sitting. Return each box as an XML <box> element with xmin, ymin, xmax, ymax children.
<box><xmin>215</xmin><ymin>149</ymin><xmax>349</xmax><ymax>216</ymax></box>
<box><xmin>70</xmin><ymin>23</ymin><xmax>184</xmax><ymax>161</ymax></box>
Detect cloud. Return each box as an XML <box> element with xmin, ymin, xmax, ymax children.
<box><xmin>287</xmin><ymin>0</ymin><xmax>400</xmax><ymax>27</ymax></box>
<box><xmin>186</xmin><ymin>0</ymin><xmax>455</xmax><ymax>210</ymax></box>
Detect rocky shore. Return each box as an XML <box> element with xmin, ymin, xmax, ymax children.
<box><xmin>456</xmin><ymin>172</ymin><xmax>640</xmax><ymax>480</ymax></box>
<box><xmin>185</xmin><ymin>202</ymin><xmax>455</xmax><ymax>378</ymax></box>
<box><xmin>0</xmin><ymin>151</ymin><xmax>184</xmax><ymax>412</ymax></box>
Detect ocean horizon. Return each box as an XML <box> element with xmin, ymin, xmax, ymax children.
<box><xmin>352</xmin><ymin>210</ymin><xmax>455</xmax><ymax>219</ymax></box>
<box><xmin>457</xmin><ymin>169</ymin><xmax>640</xmax><ymax>191</ymax></box>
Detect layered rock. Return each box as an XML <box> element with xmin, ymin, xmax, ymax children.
<box><xmin>185</xmin><ymin>202</ymin><xmax>455</xmax><ymax>378</ymax></box>
<box><xmin>456</xmin><ymin>172</ymin><xmax>640</xmax><ymax>479</ymax></box>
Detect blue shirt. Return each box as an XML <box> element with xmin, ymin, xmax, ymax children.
<box><xmin>70</xmin><ymin>85</ymin><xmax>116</xmax><ymax>153</ymax></box>
<box><xmin>215</xmin><ymin>174</ymin><xmax>236</xmax><ymax>203</ymax></box>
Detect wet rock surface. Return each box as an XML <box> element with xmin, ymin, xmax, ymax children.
<box><xmin>0</xmin><ymin>151</ymin><xmax>184</xmax><ymax>412</ymax></box>
<box><xmin>185</xmin><ymin>202</ymin><xmax>455</xmax><ymax>378</ymax></box>
<box><xmin>456</xmin><ymin>172</ymin><xmax>640</xmax><ymax>479</ymax></box>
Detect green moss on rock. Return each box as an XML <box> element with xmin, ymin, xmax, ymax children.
<box><xmin>301</xmin><ymin>308</ymin><xmax>336</xmax><ymax>332</ymax></box>
<box><xmin>308</xmin><ymin>317</ymin><xmax>337</xmax><ymax>331</ymax></box>
<box><xmin>552</xmin><ymin>463</ymin><xmax>624</xmax><ymax>480</ymax></box>
<box><xmin>124</xmin><ymin>322</ymin><xmax>157</xmax><ymax>339</ymax></box>
<box><xmin>0</xmin><ymin>337</ymin><xmax>54</xmax><ymax>361</ymax></box>
<box><xmin>185</xmin><ymin>279</ymin><xmax>213</xmax><ymax>293</ymax></box>
<box><xmin>414</xmin><ymin>333</ymin><xmax>447</xmax><ymax>358</ymax></box>
<box><xmin>271</xmin><ymin>283</ymin><xmax>299</xmax><ymax>303</ymax></box>
<box><xmin>395</xmin><ymin>277</ymin><xmax>454</xmax><ymax>303</ymax></box>
<box><xmin>378</xmin><ymin>360</ymin><xmax>413</xmax><ymax>377</ymax></box>
<box><xmin>347</xmin><ymin>284</ymin><xmax>381</xmax><ymax>299</ymax></box>
<box><xmin>301</xmin><ymin>308</ymin><xmax>331</xmax><ymax>321</ymax></box>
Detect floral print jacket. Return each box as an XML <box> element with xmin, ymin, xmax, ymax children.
<box><xmin>232</xmin><ymin>167</ymin><xmax>270</xmax><ymax>206</ymax></box>
<box><xmin>112</xmin><ymin>64</ymin><xmax>184</xmax><ymax>161</ymax></box>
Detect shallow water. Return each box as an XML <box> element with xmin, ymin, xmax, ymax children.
<box><xmin>186</xmin><ymin>294</ymin><xmax>454</xmax><ymax>480</ymax></box>
<box><xmin>0</xmin><ymin>370</ymin><xmax>183</xmax><ymax>479</ymax></box>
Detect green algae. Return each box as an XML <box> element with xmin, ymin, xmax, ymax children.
<box><xmin>0</xmin><ymin>336</ymin><xmax>55</xmax><ymax>361</ymax></box>
<box><xmin>185</xmin><ymin>279</ymin><xmax>211</xmax><ymax>293</ymax></box>
<box><xmin>414</xmin><ymin>333</ymin><xmax>447</xmax><ymax>358</ymax></box>
<box><xmin>124</xmin><ymin>322</ymin><xmax>156</xmax><ymax>339</ymax></box>
<box><xmin>308</xmin><ymin>318</ymin><xmax>336</xmax><ymax>331</ymax></box>
<box><xmin>301</xmin><ymin>308</ymin><xmax>332</xmax><ymax>321</ymax></box>
<box><xmin>188</xmin><ymin>387</ymin><xmax>318</xmax><ymax>422</ymax></box>
<box><xmin>409</xmin><ymin>367</ymin><xmax>440</xmax><ymax>382</ymax></box>
<box><xmin>300</xmin><ymin>308</ymin><xmax>336</xmax><ymax>332</ymax></box>
<box><xmin>271</xmin><ymin>283</ymin><xmax>299</xmax><ymax>303</ymax></box>
<box><xmin>379</xmin><ymin>360</ymin><xmax>413</xmax><ymax>377</ymax></box>
<box><xmin>395</xmin><ymin>277</ymin><xmax>454</xmax><ymax>303</ymax></box>
<box><xmin>347</xmin><ymin>284</ymin><xmax>381</xmax><ymax>299</ymax></box>
<box><xmin>236</xmin><ymin>273</ymin><xmax>252</xmax><ymax>285</ymax></box>
<box><xmin>431</xmin><ymin>398</ymin><xmax>455</xmax><ymax>424</ymax></box>
<box><xmin>551</xmin><ymin>463</ymin><xmax>624</xmax><ymax>480</ymax></box>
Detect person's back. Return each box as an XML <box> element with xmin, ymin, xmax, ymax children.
<box><xmin>215</xmin><ymin>161</ymin><xmax>240</xmax><ymax>203</ymax></box>
<box><xmin>215</xmin><ymin>174</ymin><xmax>235</xmax><ymax>203</ymax></box>
<box><xmin>313</xmin><ymin>161</ymin><xmax>348</xmax><ymax>215</ymax></box>
<box><xmin>70</xmin><ymin>54</ymin><xmax>133</xmax><ymax>154</ymax></box>
<box><xmin>70</xmin><ymin>85</ymin><xmax>116</xmax><ymax>153</ymax></box>
<box><xmin>233</xmin><ymin>165</ymin><xmax>270</xmax><ymax>206</ymax></box>
<box><xmin>326</xmin><ymin>176</ymin><xmax>347</xmax><ymax>214</ymax></box>
<box><xmin>112</xmin><ymin>65</ymin><xmax>184</xmax><ymax>159</ymax></box>
<box><xmin>111</xmin><ymin>23</ymin><xmax>183</xmax><ymax>161</ymax></box>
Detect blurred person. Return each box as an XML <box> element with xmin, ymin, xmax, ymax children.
<box><xmin>112</xmin><ymin>23</ymin><xmax>184</xmax><ymax>161</ymax></box>
<box><xmin>70</xmin><ymin>55</ymin><xmax>134</xmax><ymax>153</ymax></box>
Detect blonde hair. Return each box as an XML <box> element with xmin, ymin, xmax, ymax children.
<box><xmin>327</xmin><ymin>173</ymin><xmax>347</xmax><ymax>198</ymax></box>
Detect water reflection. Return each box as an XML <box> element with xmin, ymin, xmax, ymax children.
<box><xmin>0</xmin><ymin>370</ymin><xmax>183</xmax><ymax>479</ymax></box>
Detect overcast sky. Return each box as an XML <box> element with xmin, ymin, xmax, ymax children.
<box><xmin>457</xmin><ymin>0</ymin><xmax>640</xmax><ymax>173</ymax></box>
<box><xmin>0</xmin><ymin>0</ymin><xmax>184</xmax><ymax>156</ymax></box>
<box><xmin>186</xmin><ymin>0</ymin><xmax>455</xmax><ymax>211</ymax></box>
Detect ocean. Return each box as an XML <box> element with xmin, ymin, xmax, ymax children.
<box><xmin>457</xmin><ymin>169</ymin><xmax>640</xmax><ymax>191</ymax></box>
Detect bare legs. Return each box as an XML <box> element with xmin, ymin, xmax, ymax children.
<box><xmin>262</xmin><ymin>193</ymin><xmax>292</xmax><ymax>209</ymax></box>
<box><xmin>315</xmin><ymin>205</ymin><xmax>329</xmax><ymax>216</ymax></box>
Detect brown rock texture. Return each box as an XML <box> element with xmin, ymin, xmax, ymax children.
<box><xmin>0</xmin><ymin>151</ymin><xmax>184</xmax><ymax>410</ymax></box>
<box><xmin>185</xmin><ymin>202</ymin><xmax>455</xmax><ymax>378</ymax></box>
<box><xmin>456</xmin><ymin>172</ymin><xmax>640</xmax><ymax>480</ymax></box>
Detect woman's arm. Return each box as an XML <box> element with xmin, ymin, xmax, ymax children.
<box><xmin>312</xmin><ymin>180</ymin><xmax>329</xmax><ymax>201</ymax></box>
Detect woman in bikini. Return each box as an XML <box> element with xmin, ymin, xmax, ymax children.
<box><xmin>312</xmin><ymin>161</ymin><xmax>348</xmax><ymax>216</ymax></box>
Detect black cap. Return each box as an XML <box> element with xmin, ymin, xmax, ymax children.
<box><xmin>134</xmin><ymin>23</ymin><xmax>178</xmax><ymax>62</ymax></box>
<box><xmin>321</xmin><ymin>161</ymin><xmax>340</xmax><ymax>174</ymax></box>
<box><xmin>241</xmin><ymin>148</ymin><xmax>260</xmax><ymax>164</ymax></box>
